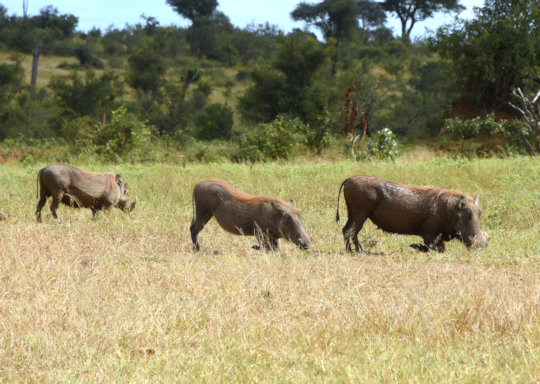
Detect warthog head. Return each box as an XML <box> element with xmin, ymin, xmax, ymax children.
<box><xmin>274</xmin><ymin>200</ymin><xmax>312</xmax><ymax>250</ymax></box>
<box><xmin>115</xmin><ymin>174</ymin><xmax>136</xmax><ymax>212</ymax></box>
<box><xmin>453</xmin><ymin>194</ymin><xmax>488</xmax><ymax>249</ymax></box>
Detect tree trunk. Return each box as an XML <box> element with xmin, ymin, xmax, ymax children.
<box><xmin>31</xmin><ymin>39</ymin><xmax>43</xmax><ymax>92</ymax></box>
<box><xmin>331</xmin><ymin>52</ymin><xmax>338</xmax><ymax>77</ymax></box>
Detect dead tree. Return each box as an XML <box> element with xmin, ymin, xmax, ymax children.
<box><xmin>30</xmin><ymin>38</ymin><xmax>43</xmax><ymax>91</ymax></box>
<box><xmin>342</xmin><ymin>80</ymin><xmax>368</xmax><ymax>155</ymax></box>
<box><xmin>508</xmin><ymin>88</ymin><xmax>540</xmax><ymax>155</ymax></box>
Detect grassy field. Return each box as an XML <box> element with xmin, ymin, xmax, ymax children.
<box><xmin>0</xmin><ymin>156</ymin><xmax>538</xmax><ymax>382</ymax></box>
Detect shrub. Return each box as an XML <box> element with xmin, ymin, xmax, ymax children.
<box><xmin>61</xmin><ymin>107</ymin><xmax>156</xmax><ymax>162</ymax></box>
<box><xmin>358</xmin><ymin>128</ymin><xmax>399</xmax><ymax>160</ymax></box>
<box><xmin>443</xmin><ymin>113</ymin><xmax>531</xmax><ymax>156</ymax></box>
<box><xmin>194</xmin><ymin>103</ymin><xmax>233</xmax><ymax>141</ymax></box>
<box><xmin>230</xmin><ymin>116</ymin><xmax>306</xmax><ymax>162</ymax></box>
<box><xmin>74</xmin><ymin>43</ymin><xmax>105</xmax><ymax>68</ymax></box>
<box><xmin>303</xmin><ymin>107</ymin><xmax>331</xmax><ymax>154</ymax></box>
<box><xmin>48</xmin><ymin>70</ymin><xmax>122</xmax><ymax>118</ymax></box>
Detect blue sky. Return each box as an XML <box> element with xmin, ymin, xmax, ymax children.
<box><xmin>2</xmin><ymin>0</ymin><xmax>484</xmax><ymax>39</ymax></box>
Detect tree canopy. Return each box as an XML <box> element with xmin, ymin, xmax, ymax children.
<box><xmin>166</xmin><ymin>0</ymin><xmax>218</xmax><ymax>22</ymax></box>
<box><xmin>381</xmin><ymin>0</ymin><xmax>464</xmax><ymax>42</ymax></box>
<box><xmin>433</xmin><ymin>0</ymin><xmax>540</xmax><ymax>108</ymax></box>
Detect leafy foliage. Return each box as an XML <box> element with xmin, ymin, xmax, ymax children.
<box><xmin>0</xmin><ymin>5</ymin><xmax>78</xmax><ymax>53</ymax></box>
<box><xmin>239</xmin><ymin>33</ymin><xmax>327</xmax><ymax>123</ymax></box>
<box><xmin>230</xmin><ymin>116</ymin><xmax>307</xmax><ymax>162</ymax></box>
<box><xmin>49</xmin><ymin>71</ymin><xmax>122</xmax><ymax>118</ymax></box>
<box><xmin>166</xmin><ymin>0</ymin><xmax>218</xmax><ymax>21</ymax></box>
<box><xmin>382</xmin><ymin>0</ymin><xmax>464</xmax><ymax>42</ymax></box>
<box><xmin>127</xmin><ymin>42</ymin><xmax>166</xmax><ymax>97</ymax></box>
<box><xmin>74</xmin><ymin>42</ymin><xmax>104</xmax><ymax>68</ymax></box>
<box><xmin>443</xmin><ymin>113</ymin><xmax>531</xmax><ymax>156</ymax></box>
<box><xmin>432</xmin><ymin>0</ymin><xmax>540</xmax><ymax>108</ymax></box>
<box><xmin>291</xmin><ymin>0</ymin><xmax>360</xmax><ymax>41</ymax></box>
<box><xmin>194</xmin><ymin>103</ymin><xmax>234</xmax><ymax>140</ymax></box>
<box><xmin>61</xmin><ymin>107</ymin><xmax>156</xmax><ymax>162</ymax></box>
<box><xmin>367</xmin><ymin>128</ymin><xmax>400</xmax><ymax>160</ymax></box>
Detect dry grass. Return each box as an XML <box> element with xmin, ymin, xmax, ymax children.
<box><xmin>0</xmin><ymin>157</ymin><xmax>538</xmax><ymax>382</ymax></box>
<box><xmin>0</xmin><ymin>51</ymin><xmax>80</xmax><ymax>89</ymax></box>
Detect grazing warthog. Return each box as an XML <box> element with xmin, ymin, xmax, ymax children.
<box><xmin>336</xmin><ymin>176</ymin><xmax>488</xmax><ymax>252</ymax></box>
<box><xmin>190</xmin><ymin>179</ymin><xmax>312</xmax><ymax>251</ymax></box>
<box><xmin>36</xmin><ymin>163</ymin><xmax>136</xmax><ymax>222</ymax></box>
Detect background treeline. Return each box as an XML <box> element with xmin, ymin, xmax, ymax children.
<box><xmin>0</xmin><ymin>0</ymin><xmax>538</xmax><ymax>162</ymax></box>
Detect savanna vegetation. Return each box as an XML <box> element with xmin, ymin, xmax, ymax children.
<box><xmin>0</xmin><ymin>0</ymin><xmax>539</xmax><ymax>381</ymax></box>
<box><xmin>0</xmin><ymin>0</ymin><xmax>538</xmax><ymax>161</ymax></box>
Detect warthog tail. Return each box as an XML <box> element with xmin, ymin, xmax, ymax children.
<box><xmin>36</xmin><ymin>169</ymin><xmax>42</xmax><ymax>199</ymax></box>
<box><xmin>191</xmin><ymin>195</ymin><xmax>196</xmax><ymax>225</ymax></box>
<box><xmin>336</xmin><ymin>180</ymin><xmax>346</xmax><ymax>224</ymax></box>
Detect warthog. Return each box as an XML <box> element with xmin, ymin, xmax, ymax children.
<box><xmin>190</xmin><ymin>179</ymin><xmax>312</xmax><ymax>251</ymax></box>
<box><xmin>36</xmin><ymin>163</ymin><xmax>136</xmax><ymax>222</ymax></box>
<box><xmin>336</xmin><ymin>176</ymin><xmax>488</xmax><ymax>252</ymax></box>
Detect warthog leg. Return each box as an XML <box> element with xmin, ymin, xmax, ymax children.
<box><xmin>342</xmin><ymin>208</ymin><xmax>367</xmax><ymax>253</ymax></box>
<box><xmin>36</xmin><ymin>193</ymin><xmax>48</xmax><ymax>223</ymax></box>
<box><xmin>50</xmin><ymin>190</ymin><xmax>65</xmax><ymax>221</ymax></box>
<box><xmin>411</xmin><ymin>233</ymin><xmax>446</xmax><ymax>252</ymax></box>
<box><xmin>253</xmin><ymin>231</ymin><xmax>279</xmax><ymax>252</ymax></box>
<box><xmin>190</xmin><ymin>209</ymin><xmax>213</xmax><ymax>252</ymax></box>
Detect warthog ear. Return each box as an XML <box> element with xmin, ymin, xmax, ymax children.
<box><xmin>289</xmin><ymin>199</ymin><xmax>295</xmax><ymax>208</ymax></box>
<box><xmin>474</xmin><ymin>194</ymin><xmax>479</xmax><ymax>205</ymax></box>
<box><xmin>271</xmin><ymin>201</ymin><xmax>287</xmax><ymax>214</ymax></box>
<box><xmin>453</xmin><ymin>195</ymin><xmax>467</xmax><ymax>209</ymax></box>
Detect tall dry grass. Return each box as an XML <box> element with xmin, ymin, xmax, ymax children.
<box><xmin>0</xmin><ymin>157</ymin><xmax>538</xmax><ymax>382</ymax></box>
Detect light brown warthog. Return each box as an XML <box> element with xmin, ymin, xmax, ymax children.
<box><xmin>336</xmin><ymin>176</ymin><xmax>488</xmax><ymax>252</ymax></box>
<box><xmin>190</xmin><ymin>179</ymin><xmax>312</xmax><ymax>251</ymax></box>
<box><xmin>36</xmin><ymin>163</ymin><xmax>136</xmax><ymax>222</ymax></box>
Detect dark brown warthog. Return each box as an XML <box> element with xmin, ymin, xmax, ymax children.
<box><xmin>336</xmin><ymin>176</ymin><xmax>488</xmax><ymax>252</ymax></box>
<box><xmin>190</xmin><ymin>179</ymin><xmax>312</xmax><ymax>251</ymax></box>
<box><xmin>36</xmin><ymin>163</ymin><xmax>136</xmax><ymax>222</ymax></box>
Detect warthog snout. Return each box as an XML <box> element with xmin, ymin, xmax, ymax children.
<box><xmin>128</xmin><ymin>198</ymin><xmax>137</xmax><ymax>212</ymax></box>
<box><xmin>466</xmin><ymin>231</ymin><xmax>488</xmax><ymax>249</ymax></box>
<box><xmin>474</xmin><ymin>231</ymin><xmax>489</xmax><ymax>249</ymax></box>
<box><xmin>295</xmin><ymin>235</ymin><xmax>313</xmax><ymax>250</ymax></box>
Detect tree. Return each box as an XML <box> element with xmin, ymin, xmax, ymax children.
<box><xmin>357</xmin><ymin>0</ymin><xmax>387</xmax><ymax>30</ymax></box>
<box><xmin>127</xmin><ymin>42</ymin><xmax>166</xmax><ymax>98</ymax></box>
<box><xmin>291</xmin><ymin>0</ymin><xmax>360</xmax><ymax>75</ymax></box>
<box><xmin>381</xmin><ymin>0</ymin><xmax>463</xmax><ymax>42</ymax></box>
<box><xmin>432</xmin><ymin>0</ymin><xmax>540</xmax><ymax>108</ymax></box>
<box><xmin>509</xmin><ymin>88</ymin><xmax>540</xmax><ymax>155</ymax></box>
<box><xmin>239</xmin><ymin>32</ymin><xmax>326</xmax><ymax>122</ymax></box>
<box><xmin>166</xmin><ymin>0</ymin><xmax>217</xmax><ymax>22</ymax></box>
<box><xmin>186</xmin><ymin>11</ymin><xmax>233</xmax><ymax>59</ymax></box>
<box><xmin>49</xmin><ymin>71</ymin><xmax>122</xmax><ymax>118</ymax></box>
<box><xmin>194</xmin><ymin>103</ymin><xmax>234</xmax><ymax>140</ymax></box>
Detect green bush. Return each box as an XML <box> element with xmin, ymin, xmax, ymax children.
<box><xmin>443</xmin><ymin>113</ymin><xmax>531</xmax><ymax>156</ymax></box>
<box><xmin>194</xmin><ymin>103</ymin><xmax>233</xmax><ymax>141</ymax></box>
<box><xmin>230</xmin><ymin>115</ymin><xmax>306</xmax><ymax>162</ymax></box>
<box><xmin>303</xmin><ymin>107</ymin><xmax>331</xmax><ymax>154</ymax></box>
<box><xmin>357</xmin><ymin>128</ymin><xmax>399</xmax><ymax>161</ymax></box>
<box><xmin>61</xmin><ymin>107</ymin><xmax>157</xmax><ymax>162</ymax></box>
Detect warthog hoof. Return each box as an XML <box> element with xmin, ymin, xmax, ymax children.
<box><xmin>410</xmin><ymin>243</ymin><xmax>430</xmax><ymax>252</ymax></box>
